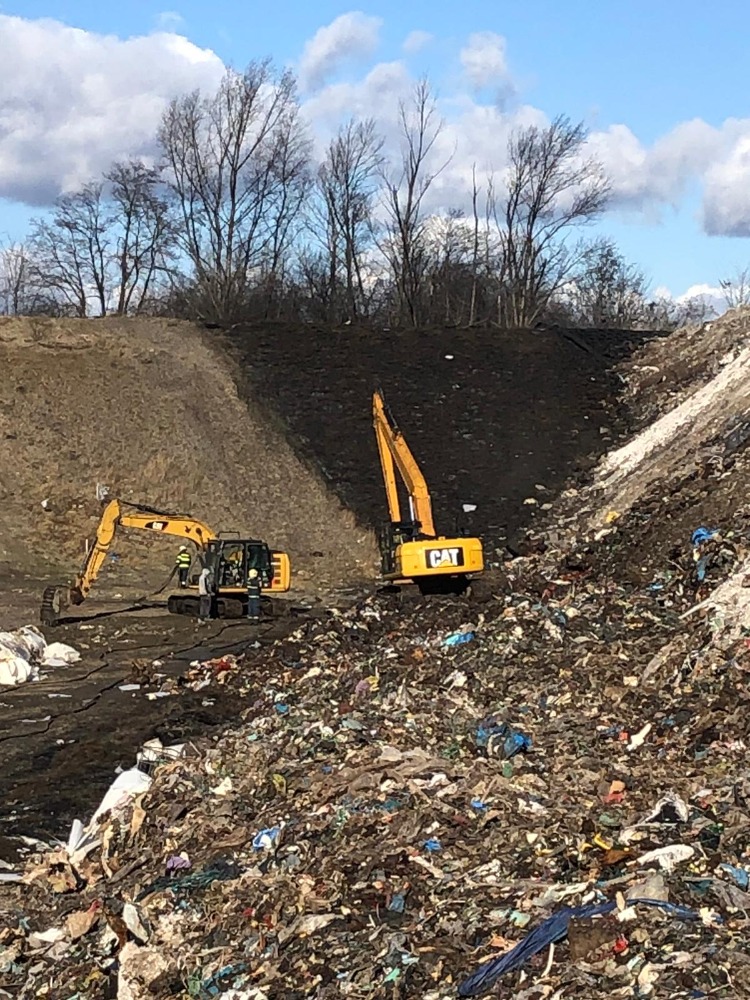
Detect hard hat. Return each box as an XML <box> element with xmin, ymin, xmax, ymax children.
<box><xmin>248</xmin><ymin>568</ymin><xmax>259</xmax><ymax>578</ymax></box>
<box><xmin>179</xmin><ymin>545</ymin><xmax>188</xmax><ymax>551</ymax></box>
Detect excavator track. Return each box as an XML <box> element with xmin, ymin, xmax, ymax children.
<box><xmin>40</xmin><ymin>586</ymin><xmax>64</xmax><ymax>626</ymax></box>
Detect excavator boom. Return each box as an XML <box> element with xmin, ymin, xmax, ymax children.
<box><xmin>372</xmin><ymin>390</ymin><xmax>484</xmax><ymax>589</ymax></box>
<box><xmin>70</xmin><ymin>499</ymin><xmax>217</xmax><ymax>603</ymax></box>
<box><xmin>372</xmin><ymin>390</ymin><xmax>435</xmax><ymax>537</ymax></box>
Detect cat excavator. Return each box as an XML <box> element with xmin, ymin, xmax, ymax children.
<box><xmin>372</xmin><ymin>389</ymin><xmax>484</xmax><ymax>592</ymax></box>
<box><xmin>40</xmin><ymin>499</ymin><xmax>291</xmax><ymax>625</ymax></box>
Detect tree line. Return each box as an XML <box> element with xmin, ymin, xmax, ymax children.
<box><xmin>0</xmin><ymin>61</ymin><xmax>715</xmax><ymax>330</ymax></box>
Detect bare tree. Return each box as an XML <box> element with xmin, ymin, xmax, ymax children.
<box><xmin>0</xmin><ymin>241</ymin><xmax>45</xmax><ymax>315</ymax></box>
<box><xmin>314</xmin><ymin>118</ymin><xmax>383</xmax><ymax>321</ymax></box>
<box><xmin>565</xmin><ymin>240</ymin><xmax>651</xmax><ymax>328</ymax></box>
<box><xmin>158</xmin><ymin>61</ymin><xmax>311</xmax><ymax>323</ymax></box>
<box><xmin>381</xmin><ymin>80</ymin><xmax>448</xmax><ymax>327</ymax></box>
<box><xmin>29</xmin><ymin>183</ymin><xmax>112</xmax><ymax>317</ymax></box>
<box><xmin>720</xmin><ymin>266</ymin><xmax>750</xmax><ymax>311</ymax></box>
<box><xmin>106</xmin><ymin>160</ymin><xmax>177</xmax><ymax>315</ymax></box>
<box><xmin>492</xmin><ymin>115</ymin><xmax>610</xmax><ymax>328</ymax></box>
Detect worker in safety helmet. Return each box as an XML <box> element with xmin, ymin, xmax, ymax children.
<box><xmin>246</xmin><ymin>567</ymin><xmax>261</xmax><ymax>621</ymax></box>
<box><xmin>176</xmin><ymin>546</ymin><xmax>192</xmax><ymax>588</ymax></box>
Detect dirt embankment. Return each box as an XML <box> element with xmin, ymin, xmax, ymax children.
<box><xmin>0</xmin><ymin>317</ymin><xmax>375</xmax><ymax>596</ymax></box>
<box><xmin>227</xmin><ymin>324</ymin><xmax>650</xmax><ymax>560</ymax></box>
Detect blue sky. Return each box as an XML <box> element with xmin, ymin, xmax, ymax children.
<box><xmin>2</xmin><ymin>0</ymin><xmax>750</xmax><ymax>300</ymax></box>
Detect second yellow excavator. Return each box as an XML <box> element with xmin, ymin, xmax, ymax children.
<box><xmin>372</xmin><ymin>389</ymin><xmax>484</xmax><ymax>592</ymax></box>
<box><xmin>40</xmin><ymin>499</ymin><xmax>291</xmax><ymax>625</ymax></box>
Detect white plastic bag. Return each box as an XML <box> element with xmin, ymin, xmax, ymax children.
<box><xmin>42</xmin><ymin>642</ymin><xmax>81</xmax><ymax>667</ymax></box>
<box><xmin>0</xmin><ymin>649</ymin><xmax>36</xmax><ymax>686</ymax></box>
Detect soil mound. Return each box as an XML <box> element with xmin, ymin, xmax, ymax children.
<box><xmin>0</xmin><ymin>317</ymin><xmax>374</xmax><ymax>594</ymax></box>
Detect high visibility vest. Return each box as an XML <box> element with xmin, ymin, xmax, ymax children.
<box><xmin>176</xmin><ymin>551</ymin><xmax>191</xmax><ymax>567</ymax></box>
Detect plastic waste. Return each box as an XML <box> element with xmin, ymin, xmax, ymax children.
<box><xmin>41</xmin><ymin>642</ymin><xmax>81</xmax><ymax>667</ymax></box>
<box><xmin>719</xmin><ymin>863</ymin><xmax>750</xmax><ymax>890</ymax></box>
<box><xmin>0</xmin><ymin>625</ymin><xmax>80</xmax><ymax>685</ymax></box>
<box><xmin>253</xmin><ymin>826</ymin><xmax>281</xmax><ymax>851</ymax></box>
<box><xmin>458</xmin><ymin>898</ymin><xmax>700</xmax><ymax>996</ymax></box>
<box><xmin>476</xmin><ymin>718</ymin><xmax>532</xmax><ymax>759</ymax></box>
<box><xmin>442</xmin><ymin>630</ymin><xmax>476</xmax><ymax>647</ymax></box>
<box><xmin>638</xmin><ymin>843</ymin><xmax>696</xmax><ymax>871</ymax></box>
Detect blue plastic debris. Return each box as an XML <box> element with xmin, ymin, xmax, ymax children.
<box><xmin>388</xmin><ymin>891</ymin><xmax>406</xmax><ymax>913</ymax></box>
<box><xmin>692</xmin><ymin>527</ymin><xmax>717</xmax><ymax>547</ymax></box>
<box><xmin>692</xmin><ymin>528</ymin><xmax>718</xmax><ymax>581</ymax></box>
<box><xmin>442</xmin><ymin>631</ymin><xmax>476</xmax><ymax>647</ymax></box>
<box><xmin>471</xmin><ymin>798</ymin><xmax>488</xmax><ymax>811</ymax></box>
<box><xmin>252</xmin><ymin>826</ymin><xmax>281</xmax><ymax>851</ymax></box>
<box><xmin>274</xmin><ymin>702</ymin><xmax>290</xmax><ymax>715</ymax></box>
<box><xmin>458</xmin><ymin>898</ymin><xmax>701</xmax><ymax>997</ymax></box>
<box><xmin>720</xmin><ymin>863</ymin><xmax>750</xmax><ymax>890</ymax></box>
<box><xmin>423</xmin><ymin>837</ymin><xmax>442</xmax><ymax>853</ymax></box>
<box><xmin>476</xmin><ymin>718</ymin><xmax>532</xmax><ymax>759</ymax></box>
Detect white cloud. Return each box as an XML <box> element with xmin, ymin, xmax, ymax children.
<box><xmin>3</xmin><ymin>8</ymin><xmax>750</xmax><ymax>252</ymax></box>
<box><xmin>402</xmin><ymin>30</ymin><xmax>433</xmax><ymax>54</ymax></box>
<box><xmin>298</xmin><ymin>12</ymin><xmax>382</xmax><ymax>93</ymax></box>
<box><xmin>459</xmin><ymin>31</ymin><xmax>512</xmax><ymax>92</ymax></box>
<box><xmin>654</xmin><ymin>283</ymin><xmax>726</xmax><ymax>316</ymax></box>
<box><xmin>701</xmin><ymin>121</ymin><xmax>750</xmax><ymax>236</ymax></box>
<box><xmin>0</xmin><ymin>14</ymin><xmax>224</xmax><ymax>205</ymax></box>
<box><xmin>155</xmin><ymin>11</ymin><xmax>185</xmax><ymax>32</ymax></box>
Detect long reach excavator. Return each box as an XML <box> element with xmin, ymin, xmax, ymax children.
<box><xmin>40</xmin><ymin>499</ymin><xmax>291</xmax><ymax>625</ymax></box>
<box><xmin>372</xmin><ymin>389</ymin><xmax>484</xmax><ymax>592</ymax></box>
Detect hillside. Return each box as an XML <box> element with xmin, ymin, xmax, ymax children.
<box><xmin>228</xmin><ymin>324</ymin><xmax>650</xmax><ymax>561</ymax></box>
<box><xmin>0</xmin><ymin>317</ymin><xmax>375</xmax><ymax>594</ymax></box>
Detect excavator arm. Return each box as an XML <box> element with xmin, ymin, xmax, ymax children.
<box><xmin>69</xmin><ymin>499</ymin><xmax>217</xmax><ymax>603</ymax></box>
<box><xmin>40</xmin><ymin>499</ymin><xmax>217</xmax><ymax>623</ymax></box>
<box><xmin>372</xmin><ymin>389</ymin><xmax>436</xmax><ymax>538</ymax></box>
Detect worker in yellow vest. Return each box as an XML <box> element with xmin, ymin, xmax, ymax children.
<box><xmin>176</xmin><ymin>546</ymin><xmax>192</xmax><ymax>587</ymax></box>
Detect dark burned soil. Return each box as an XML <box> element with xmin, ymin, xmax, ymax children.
<box><xmin>229</xmin><ymin>325</ymin><xmax>652</xmax><ymax>558</ymax></box>
<box><xmin>0</xmin><ymin>587</ymin><xmax>321</xmax><ymax>855</ymax></box>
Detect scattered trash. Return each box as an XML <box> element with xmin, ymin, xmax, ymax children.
<box><xmin>0</xmin><ymin>625</ymin><xmax>80</xmax><ymax>686</ymax></box>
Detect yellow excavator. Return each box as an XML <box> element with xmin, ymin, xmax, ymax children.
<box><xmin>40</xmin><ymin>499</ymin><xmax>291</xmax><ymax>625</ymax></box>
<box><xmin>372</xmin><ymin>389</ymin><xmax>484</xmax><ymax>592</ymax></box>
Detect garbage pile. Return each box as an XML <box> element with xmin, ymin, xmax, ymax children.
<box><xmin>0</xmin><ymin>625</ymin><xmax>80</xmax><ymax>686</ymax></box>
<box><xmin>3</xmin><ymin>537</ymin><xmax>750</xmax><ymax>999</ymax></box>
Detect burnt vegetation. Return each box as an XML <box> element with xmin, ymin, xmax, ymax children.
<box><xmin>0</xmin><ymin>61</ymin><xmax>714</xmax><ymax>330</ymax></box>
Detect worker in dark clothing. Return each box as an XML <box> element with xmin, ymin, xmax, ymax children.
<box><xmin>246</xmin><ymin>567</ymin><xmax>261</xmax><ymax>621</ymax></box>
<box><xmin>176</xmin><ymin>546</ymin><xmax>192</xmax><ymax>587</ymax></box>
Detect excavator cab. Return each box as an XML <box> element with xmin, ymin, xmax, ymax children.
<box><xmin>207</xmin><ymin>539</ymin><xmax>274</xmax><ymax>590</ymax></box>
<box><xmin>168</xmin><ymin>538</ymin><xmax>291</xmax><ymax>618</ymax></box>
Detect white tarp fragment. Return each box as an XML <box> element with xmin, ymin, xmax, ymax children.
<box><xmin>67</xmin><ymin>738</ymin><xmax>186</xmax><ymax>860</ymax></box>
<box><xmin>0</xmin><ymin>625</ymin><xmax>80</xmax><ymax>686</ymax></box>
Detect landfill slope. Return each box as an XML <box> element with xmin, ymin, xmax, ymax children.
<box><xmin>0</xmin><ymin>317</ymin><xmax>375</xmax><ymax>592</ymax></box>
<box><xmin>5</xmin><ymin>544</ymin><xmax>750</xmax><ymax>998</ymax></box>
<box><xmin>228</xmin><ymin>324</ymin><xmax>649</xmax><ymax>559</ymax></box>
<box><xmin>556</xmin><ymin>307</ymin><xmax>750</xmax><ymax>586</ymax></box>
